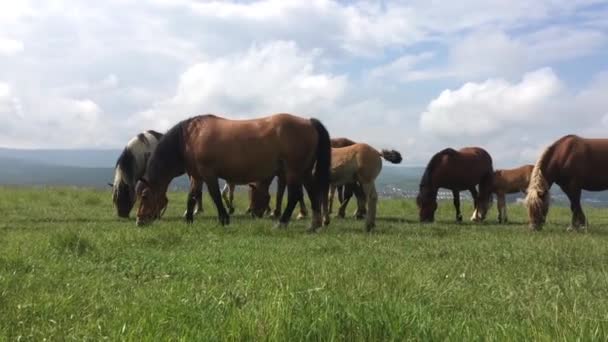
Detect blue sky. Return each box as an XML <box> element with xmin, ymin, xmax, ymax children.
<box><xmin>0</xmin><ymin>0</ymin><xmax>607</xmax><ymax>166</ymax></box>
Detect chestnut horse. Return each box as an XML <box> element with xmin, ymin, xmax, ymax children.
<box><xmin>492</xmin><ymin>164</ymin><xmax>533</xmax><ymax>223</ymax></box>
<box><xmin>417</xmin><ymin>147</ymin><xmax>493</xmax><ymax>223</ymax></box>
<box><xmin>526</xmin><ymin>135</ymin><xmax>608</xmax><ymax>231</ymax></box>
<box><xmin>324</xmin><ymin>143</ymin><xmax>402</xmax><ymax>231</ymax></box>
<box><xmin>136</xmin><ymin>113</ymin><xmax>331</xmax><ymax>231</ymax></box>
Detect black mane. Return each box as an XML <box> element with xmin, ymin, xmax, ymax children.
<box><xmin>144</xmin><ymin>119</ymin><xmax>191</xmax><ymax>185</ymax></box>
<box><xmin>419</xmin><ymin>148</ymin><xmax>458</xmax><ymax>187</ymax></box>
<box><xmin>147</xmin><ymin>130</ymin><xmax>163</xmax><ymax>141</ymax></box>
<box><xmin>115</xmin><ymin>147</ymin><xmax>135</xmax><ymax>184</ymax></box>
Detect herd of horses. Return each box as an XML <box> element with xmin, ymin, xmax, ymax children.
<box><xmin>110</xmin><ymin>113</ymin><xmax>608</xmax><ymax>232</ymax></box>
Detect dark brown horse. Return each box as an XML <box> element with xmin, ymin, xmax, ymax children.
<box><xmin>526</xmin><ymin>135</ymin><xmax>608</xmax><ymax>231</ymax></box>
<box><xmin>417</xmin><ymin>147</ymin><xmax>494</xmax><ymax>223</ymax></box>
<box><xmin>136</xmin><ymin>113</ymin><xmax>331</xmax><ymax>231</ymax></box>
<box><xmin>492</xmin><ymin>164</ymin><xmax>533</xmax><ymax>223</ymax></box>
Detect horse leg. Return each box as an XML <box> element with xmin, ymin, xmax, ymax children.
<box><xmin>328</xmin><ymin>184</ymin><xmax>336</xmax><ymax>215</ymax></box>
<box><xmin>469</xmin><ymin>187</ymin><xmax>479</xmax><ymax>221</ymax></box>
<box><xmin>184</xmin><ymin>178</ymin><xmax>203</xmax><ymax>223</ymax></box>
<box><xmin>278</xmin><ymin>183</ymin><xmax>304</xmax><ymax>228</ymax></box>
<box><xmin>361</xmin><ymin>182</ymin><xmax>377</xmax><ymax>232</ymax></box>
<box><xmin>272</xmin><ymin>174</ymin><xmax>286</xmax><ymax>219</ymax></box>
<box><xmin>452</xmin><ymin>190</ymin><xmax>462</xmax><ymax>222</ymax></box>
<box><xmin>497</xmin><ymin>193</ymin><xmax>506</xmax><ymax>223</ymax></box>
<box><xmin>228</xmin><ymin>183</ymin><xmax>235</xmax><ymax>214</ymax></box>
<box><xmin>303</xmin><ymin>181</ymin><xmax>324</xmax><ymax>228</ymax></box>
<box><xmin>337</xmin><ymin>185</ymin><xmax>344</xmax><ymax>205</ymax></box>
<box><xmin>352</xmin><ymin>182</ymin><xmax>367</xmax><ymax>220</ymax></box>
<box><xmin>194</xmin><ymin>182</ymin><xmax>203</xmax><ymax>215</ymax></box>
<box><xmin>564</xmin><ymin>186</ymin><xmax>586</xmax><ymax>231</ymax></box>
<box><xmin>297</xmin><ymin>194</ymin><xmax>308</xmax><ymax>220</ymax></box>
<box><xmin>221</xmin><ymin>183</ymin><xmax>234</xmax><ymax>215</ymax></box>
<box><xmin>208</xmin><ymin>178</ymin><xmax>230</xmax><ymax>226</ymax></box>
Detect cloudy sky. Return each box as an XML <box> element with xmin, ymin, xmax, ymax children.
<box><xmin>1</xmin><ymin>0</ymin><xmax>607</xmax><ymax>166</ymax></box>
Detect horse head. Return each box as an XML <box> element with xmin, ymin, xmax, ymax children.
<box><xmin>416</xmin><ymin>186</ymin><xmax>437</xmax><ymax>222</ymax></box>
<box><xmin>135</xmin><ymin>178</ymin><xmax>168</xmax><ymax>226</ymax></box>
<box><xmin>112</xmin><ymin>181</ymin><xmax>136</xmax><ymax>218</ymax></box>
<box><xmin>248</xmin><ymin>183</ymin><xmax>270</xmax><ymax>218</ymax></box>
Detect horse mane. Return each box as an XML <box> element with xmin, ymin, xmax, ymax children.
<box><xmin>144</xmin><ymin>118</ymin><xmax>191</xmax><ymax>185</ymax></box>
<box><xmin>114</xmin><ymin>147</ymin><xmax>135</xmax><ymax>186</ymax></box>
<box><xmin>420</xmin><ymin>148</ymin><xmax>458</xmax><ymax>187</ymax></box>
<box><xmin>147</xmin><ymin>130</ymin><xmax>163</xmax><ymax>141</ymax></box>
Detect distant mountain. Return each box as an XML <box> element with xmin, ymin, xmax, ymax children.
<box><xmin>1</xmin><ymin>149</ymin><xmax>607</xmax><ymax>206</ymax></box>
<box><xmin>0</xmin><ymin>148</ymin><xmax>121</xmax><ymax>168</ymax></box>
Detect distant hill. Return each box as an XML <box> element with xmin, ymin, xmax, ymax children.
<box><xmin>1</xmin><ymin>148</ymin><xmax>607</xmax><ymax>205</ymax></box>
<box><xmin>0</xmin><ymin>148</ymin><xmax>121</xmax><ymax>168</ymax></box>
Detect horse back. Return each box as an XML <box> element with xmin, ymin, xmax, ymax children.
<box><xmin>181</xmin><ymin>114</ymin><xmax>318</xmax><ymax>182</ymax></box>
<box><xmin>331</xmin><ymin>143</ymin><xmax>381</xmax><ymax>184</ymax></box>
<box><xmin>548</xmin><ymin>136</ymin><xmax>608</xmax><ymax>190</ymax></box>
<box><xmin>433</xmin><ymin>147</ymin><xmax>493</xmax><ymax>190</ymax></box>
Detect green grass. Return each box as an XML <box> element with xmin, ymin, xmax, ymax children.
<box><xmin>2</xmin><ymin>186</ymin><xmax>608</xmax><ymax>340</ymax></box>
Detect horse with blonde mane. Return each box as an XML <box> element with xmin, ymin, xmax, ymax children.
<box><xmin>136</xmin><ymin>113</ymin><xmax>331</xmax><ymax>231</ymax></box>
<box><xmin>526</xmin><ymin>135</ymin><xmax>608</xmax><ymax>231</ymax></box>
<box><xmin>492</xmin><ymin>164</ymin><xmax>533</xmax><ymax>223</ymax></box>
<box><xmin>417</xmin><ymin>147</ymin><xmax>493</xmax><ymax>223</ymax></box>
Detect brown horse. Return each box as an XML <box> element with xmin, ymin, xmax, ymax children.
<box><xmin>526</xmin><ymin>135</ymin><xmax>608</xmax><ymax>231</ymax></box>
<box><xmin>417</xmin><ymin>147</ymin><xmax>493</xmax><ymax>223</ymax></box>
<box><xmin>325</xmin><ymin>143</ymin><xmax>402</xmax><ymax>231</ymax></box>
<box><xmin>136</xmin><ymin>113</ymin><xmax>331</xmax><ymax>231</ymax></box>
<box><xmin>492</xmin><ymin>164</ymin><xmax>533</xmax><ymax>223</ymax></box>
<box><xmin>255</xmin><ymin>137</ymin><xmax>364</xmax><ymax>220</ymax></box>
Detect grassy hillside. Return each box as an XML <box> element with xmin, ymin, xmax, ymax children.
<box><xmin>2</xmin><ymin>187</ymin><xmax>608</xmax><ymax>340</ymax></box>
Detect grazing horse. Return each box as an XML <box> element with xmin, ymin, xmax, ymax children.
<box><xmin>110</xmin><ymin>130</ymin><xmax>203</xmax><ymax>218</ymax></box>
<box><xmin>526</xmin><ymin>135</ymin><xmax>608</xmax><ymax>231</ymax></box>
<box><xmin>111</xmin><ymin>130</ymin><xmax>166</xmax><ymax>218</ymax></box>
<box><xmin>417</xmin><ymin>147</ymin><xmax>493</xmax><ymax>223</ymax></box>
<box><xmin>136</xmin><ymin>113</ymin><xmax>331</xmax><ymax>231</ymax></box>
<box><xmin>492</xmin><ymin>165</ymin><xmax>533</xmax><ymax>223</ymax></box>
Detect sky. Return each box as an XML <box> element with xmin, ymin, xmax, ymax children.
<box><xmin>0</xmin><ymin>0</ymin><xmax>607</xmax><ymax>167</ymax></box>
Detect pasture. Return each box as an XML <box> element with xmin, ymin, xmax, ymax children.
<box><xmin>2</xmin><ymin>187</ymin><xmax>608</xmax><ymax>340</ymax></box>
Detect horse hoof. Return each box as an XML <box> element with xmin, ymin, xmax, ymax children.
<box><xmin>365</xmin><ymin>223</ymin><xmax>375</xmax><ymax>232</ymax></box>
<box><xmin>323</xmin><ymin>218</ymin><xmax>330</xmax><ymax>226</ymax></box>
<box><xmin>228</xmin><ymin>208</ymin><xmax>235</xmax><ymax>215</ymax></box>
<box><xmin>185</xmin><ymin>216</ymin><xmax>194</xmax><ymax>224</ymax></box>
<box><xmin>337</xmin><ymin>212</ymin><xmax>346</xmax><ymax>219</ymax></box>
<box><xmin>296</xmin><ymin>213</ymin><xmax>305</xmax><ymax>220</ymax></box>
<box><xmin>274</xmin><ymin>222</ymin><xmax>288</xmax><ymax>229</ymax></box>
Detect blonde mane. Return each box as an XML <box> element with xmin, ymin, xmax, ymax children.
<box><xmin>525</xmin><ymin>145</ymin><xmax>552</xmax><ymax>229</ymax></box>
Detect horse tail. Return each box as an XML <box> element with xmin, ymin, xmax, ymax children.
<box><xmin>310</xmin><ymin>118</ymin><xmax>331</xmax><ymax>202</ymax></box>
<box><xmin>380</xmin><ymin>149</ymin><xmax>402</xmax><ymax>164</ymax></box>
<box><xmin>525</xmin><ymin>145</ymin><xmax>554</xmax><ymax>230</ymax></box>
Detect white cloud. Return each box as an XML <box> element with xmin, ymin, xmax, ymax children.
<box><xmin>0</xmin><ymin>38</ymin><xmax>24</xmax><ymax>55</ymax></box>
<box><xmin>136</xmin><ymin>41</ymin><xmax>347</xmax><ymax>130</ymax></box>
<box><xmin>420</xmin><ymin>68</ymin><xmax>563</xmax><ymax>137</ymax></box>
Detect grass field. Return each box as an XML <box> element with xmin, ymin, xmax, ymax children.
<box><xmin>3</xmin><ymin>186</ymin><xmax>608</xmax><ymax>340</ymax></box>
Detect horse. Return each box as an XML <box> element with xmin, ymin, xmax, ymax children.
<box><xmin>261</xmin><ymin>137</ymin><xmax>364</xmax><ymax>220</ymax></box>
<box><xmin>136</xmin><ymin>113</ymin><xmax>331</xmax><ymax>231</ymax></box>
<box><xmin>417</xmin><ymin>147</ymin><xmax>493</xmax><ymax>223</ymax></box>
<box><xmin>251</xmin><ymin>143</ymin><xmax>401</xmax><ymax>230</ymax></box>
<box><xmin>492</xmin><ymin>164</ymin><xmax>533</xmax><ymax>223</ymax></box>
<box><xmin>324</xmin><ymin>143</ymin><xmax>402</xmax><ymax>231</ymax></box>
<box><xmin>110</xmin><ymin>130</ymin><xmax>203</xmax><ymax>218</ymax></box>
<box><xmin>327</xmin><ymin>137</ymin><xmax>366</xmax><ymax>219</ymax></box>
<box><xmin>526</xmin><ymin>135</ymin><xmax>608</xmax><ymax>231</ymax></box>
